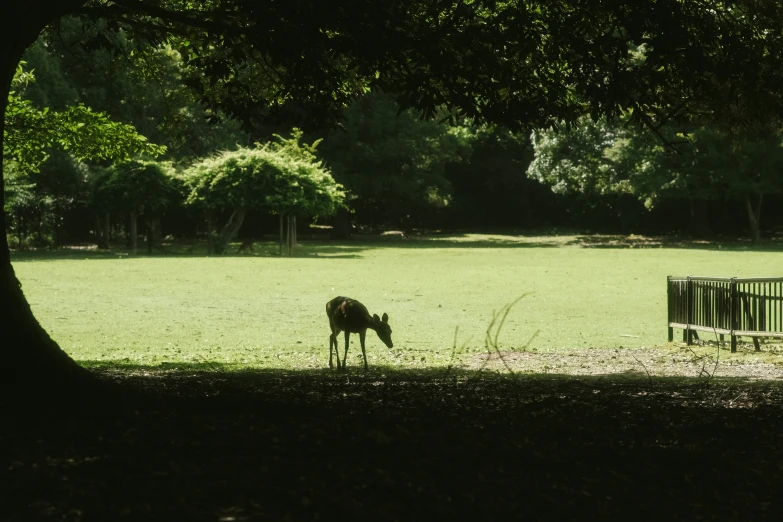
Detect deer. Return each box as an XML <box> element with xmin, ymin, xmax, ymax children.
<box><xmin>326</xmin><ymin>296</ymin><xmax>393</xmax><ymax>371</ymax></box>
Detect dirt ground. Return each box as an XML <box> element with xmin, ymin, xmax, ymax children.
<box><xmin>470</xmin><ymin>341</ymin><xmax>783</xmax><ymax>380</ymax></box>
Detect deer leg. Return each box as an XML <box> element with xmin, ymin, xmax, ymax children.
<box><xmin>329</xmin><ymin>333</ymin><xmax>335</xmax><ymax>369</ymax></box>
<box><xmin>342</xmin><ymin>331</ymin><xmax>351</xmax><ymax>371</ymax></box>
<box><xmin>330</xmin><ymin>329</ymin><xmax>342</xmax><ymax>370</ymax></box>
<box><xmin>359</xmin><ymin>330</ymin><xmax>368</xmax><ymax>371</ymax></box>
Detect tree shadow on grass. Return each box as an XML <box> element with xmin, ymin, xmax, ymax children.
<box><xmin>565</xmin><ymin>233</ymin><xmax>783</xmax><ymax>251</ymax></box>
<box><xmin>11</xmin><ymin>232</ymin><xmax>783</xmax><ymax>264</ymax></box>
<box><xmin>6</xmin><ymin>362</ymin><xmax>783</xmax><ymax>522</ymax></box>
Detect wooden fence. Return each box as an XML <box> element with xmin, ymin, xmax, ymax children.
<box><xmin>667</xmin><ymin>276</ymin><xmax>783</xmax><ymax>352</ymax></box>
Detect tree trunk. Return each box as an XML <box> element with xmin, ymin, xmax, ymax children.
<box><xmin>103</xmin><ymin>212</ymin><xmax>111</xmax><ymax>248</ymax></box>
<box><xmin>95</xmin><ymin>215</ymin><xmax>104</xmax><ymax>248</ymax></box>
<box><xmin>287</xmin><ymin>214</ymin><xmax>294</xmax><ymax>255</ymax></box>
<box><xmin>1</xmin><ymin>2</ymin><xmax>102</xmax><ymax>405</ymax></box>
<box><xmin>214</xmin><ymin>208</ymin><xmax>247</xmax><ymax>254</ymax></box>
<box><xmin>292</xmin><ymin>214</ymin><xmax>297</xmax><ymax>253</ymax></box>
<box><xmin>206</xmin><ymin>213</ymin><xmax>214</xmax><ymax>254</ymax></box>
<box><xmin>744</xmin><ymin>193</ymin><xmax>763</xmax><ymax>243</ymax></box>
<box><xmin>146</xmin><ymin>216</ymin><xmax>156</xmax><ymax>254</ymax></box>
<box><xmin>279</xmin><ymin>214</ymin><xmax>284</xmax><ymax>255</ymax></box>
<box><xmin>96</xmin><ymin>212</ymin><xmax>111</xmax><ymax>249</ymax></box>
<box><xmin>129</xmin><ymin>210</ymin><xmax>138</xmax><ymax>255</ymax></box>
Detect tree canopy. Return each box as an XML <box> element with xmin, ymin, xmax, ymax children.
<box><xmin>18</xmin><ymin>0</ymin><xmax>774</xmax><ymax>136</ymax></box>
<box><xmin>183</xmin><ymin>130</ymin><xmax>345</xmax><ymax>252</ymax></box>
<box><xmin>185</xmin><ymin>130</ymin><xmax>344</xmax><ymax>217</ymax></box>
<box><xmin>320</xmin><ymin>92</ymin><xmax>465</xmax><ymax>227</ymax></box>
<box><xmin>529</xmin><ymin>117</ymin><xmax>783</xmax><ymax>240</ymax></box>
<box><xmin>4</xmin><ymin>62</ymin><xmax>165</xmax><ymax>173</ymax></box>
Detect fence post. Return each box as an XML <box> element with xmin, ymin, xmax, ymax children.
<box><xmin>667</xmin><ymin>276</ymin><xmax>673</xmax><ymax>342</ymax></box>
<box><xmin>730</xmin><ymin>278</ymin><xmax>738</xmax><ymax>353</ymax></box>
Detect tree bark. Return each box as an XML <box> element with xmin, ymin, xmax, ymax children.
<box><xmin>287</xmin><ymin>214</ymin><xmax>295</xmax><ymax>255</ymax></box>
<box><xmin>103</xmin><ymin>212</ymin><xmax>111</xmax><ymax>248</ymax></box>
<box><xmin>744</xmin><ymin>193</ymin><xmax>763</xmax><ymax>243</ymax></box>
<box><xmin>279</xmin><ymin>214</ymin><xmax>284</xmax><ymax>255</ymax></box>
<box><xmin>206</xmin><ymin>213</ymin><xmax>214</xmax><ymax>254</ymax></box>
<box><xmin>292</xmin><ymin>214</ymin><xmax>297</xmax><ymax>253</ymax></box>
<box><xmin>214</xmin><ymin>208</ymin><xmax>247</xmax><ymax>254</ymax></box>
<box><xmin>96</xmin><ymin>212</ymin><xmax>111</xmax><ymax>249</ymax></box>
<box><xmin>1</xmin><ymin>2</ymin><xmax>101</xmax><ymax>404</ymax></box>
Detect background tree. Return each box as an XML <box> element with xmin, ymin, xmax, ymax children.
<box><xmin>93</xmin><ymin>160</ymin><xmax>179</xmax><ymax>254</ymax></box>
<box><xmin>530</xmin><ymin>118</ymin><xmax>783</xmax><ymax>241</ymax></box>
<box><xmin>4</xmin><ymin>62</ymin><xmax>165</xmax><ymax>173</ymax></box>
<box><xmin>442</xmin><ymin>123</ymin><xmax>548</xmax><ymax>229</ymax></box>
<box><xmin>3</xmin><ymin>61</ymin><xmax>167</xmax><ymax>249</ymax></box>
<box><xmin>184</xmin><ymin>130</ymin><xmax>345</xmax><ymax>254</ymax></box>
<box><xmin>320</xmin><ymin>92</ymin><xmax>463</xmax><ymax>232</ymax></box>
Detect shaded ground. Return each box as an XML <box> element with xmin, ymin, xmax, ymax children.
<box><xmin>3</xmin><ymin>367</ymin><xmax>783</xmax><ymax>522</ymax></box>
<box><xmin>470</xmin><ymin>342</ymin><xmax>783</xmax><ymax>380</ymax></box>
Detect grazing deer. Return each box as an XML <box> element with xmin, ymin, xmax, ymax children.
<box><xmin>326</xmin><ymin>296</ymin><xmax>393</xmax><ymax>371</ymax></box>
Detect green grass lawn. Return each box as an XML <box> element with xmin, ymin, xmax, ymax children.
<box><xmin>11</xmin><ymin>233</ymin><xmax>782</xmax><ymax>370</ymax></box>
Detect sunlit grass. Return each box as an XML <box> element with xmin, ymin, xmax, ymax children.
<box><xmin>11</xmin><ymin>233</ymin><xmax>782</xmax><ymax>370</ymax></box>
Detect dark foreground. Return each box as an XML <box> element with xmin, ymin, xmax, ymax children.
<box><xmin>3</xmin><ymin>368</ymin><xmax>783</xmax><ymax>521</ymax></box>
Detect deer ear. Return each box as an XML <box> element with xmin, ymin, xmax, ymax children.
<box><xmin>373</xmin><ymin>314</ymin><xmax>381</xmax><ymax>323</ymax></box>
<box><xmin>382</xmin><ymin>313</ymin><xmax>388</xmax><ymax>323</ymax></box>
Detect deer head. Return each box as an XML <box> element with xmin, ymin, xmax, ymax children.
<box><xmin>373</xmin><ymin>313</ymin><xmax>393</xmax><ymax>348</ymax></box>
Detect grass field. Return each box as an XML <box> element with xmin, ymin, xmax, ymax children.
<box><xmin>7</xmin><ymin>234</ymin><xmax>783</xmax><ymax>522</ymax></box>
<box><xmin>12</xmin><ymin>233</ymin><xmax>782</xmax><ymax>371</ymax></box>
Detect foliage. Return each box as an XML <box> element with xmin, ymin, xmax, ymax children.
<box><xmin>529</xmin><ymin>119</ymin><xmax>631</xmax><ymax>197</ymax></box>
<box><xmin>529</xmin><ymin>117</ymin><xmax>783</xmax><ymax>238</ymax></box>
<box><xmin>3</xmin><ymin>160</ymin><xmax>35</xmax><ymax>214</ymax></box>
<box><xmin>69</xmin><ymin>0</ymin><xmax>783</xmax><ymax>136</ymax></box>
<box><xmin>4</xmin><ymin>62</ymin><xmax>166</xmax><ymax>173</ymax></box>
<box><xmin>94</xmin><ymin>160</ymin><xmax>180</xmax><ymax>217</ymax></box>
<box><xmin>185</xmin><ymin>131</ymin><xmax>345</xmax><ymax>217</ymax></box>
<box><xmin>4</xmin><ymin>151</ymin><xmax>91</xmax><ymax>248</ymax></box>
<box><xmin>25</xmin><ymin>19</ymin><xmax>250</xmax><ymax>160</ymax></box>
<box><xmin>320</xmin><ymin>92</ymin><xmax>465</xmax><ymax>227</ymax></box>
<box><xmin>442</xmin><ymin>122</ymin><xmax>547</xmax><ymax>228</ymax></box>
<box><xmin>5</xmin><ymin>1</ymin><xmax>783</xmax><ymax>248</ymax></box>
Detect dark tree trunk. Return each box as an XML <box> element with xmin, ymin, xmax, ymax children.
<box><xmin>146</xmin><ymin>216</ymin><xmax>159</xmax><ymax>254</ymax></box>
<box><xmin>290</xmin><ymin>214</ymin><xmax>297</xmax><ymax>254</ymax></box>
<box><xmin>1</xmin><ymin>1</ymin><xmax>101</xmax><ymax>404</ymax></box>
<box><xmin>744</xmin><ymin>193</ymin><xmax>763</xmax><ymax>243</ymax></box>
<box><xmin>104</xmin><ymin>212</ymin><xmax>111</xmax><ymax>247</ymax></box>
<box><xmin>279</xmin><ymin>214</ymin><xmax>284</xmax><ymax>255</ymax></box>
<box><xmin>214</xmin><ymin>208</ymin><xmax>247</xmax><ymax>254</ymax></box>
<box><xmin>96</xmin><ymin>212</ymin><xmax>111</xmax><ymax>249</ymax></box>
<box><xmin>206</xmin><ymin>213</ymin><xmax>214</xmax><ymax>254</ymax></box>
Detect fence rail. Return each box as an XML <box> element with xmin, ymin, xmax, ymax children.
<box><xmin>667</xmin><ymin>276</ymin><xmax>783</xmax><ymax>352</ymax></box>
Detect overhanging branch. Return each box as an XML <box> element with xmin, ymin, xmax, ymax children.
<box><xmin>76</xmin><ymin>0</ymin><xmax>245</xmax><ymax>36</ymax></box>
